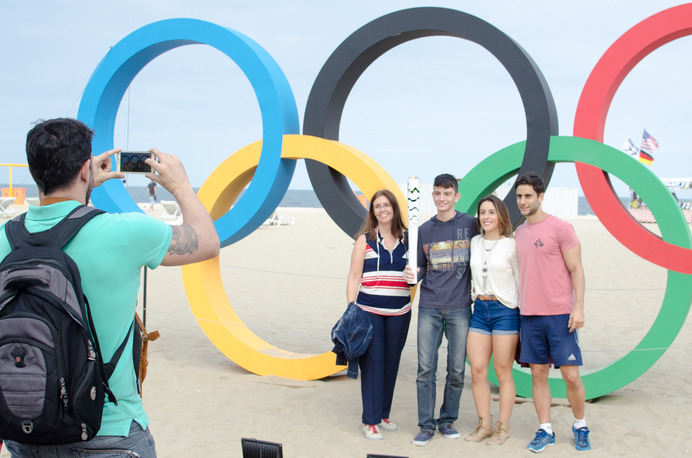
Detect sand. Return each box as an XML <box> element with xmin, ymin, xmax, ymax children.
<box><xmin>2</xmin><ymin>205</ymin><xmax>691</xmax><ymax>457</ymax></box>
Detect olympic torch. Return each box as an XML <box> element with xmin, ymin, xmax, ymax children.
<box><xmin>407</xmin><ymin>177</ymin><xmax>420</xmax><ymax>285</ymax></box>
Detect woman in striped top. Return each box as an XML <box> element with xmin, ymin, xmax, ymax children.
<box><xmin>346</xmin><ymin>189</ymin><xmax>412</xmax><ymax>441</ymax></box>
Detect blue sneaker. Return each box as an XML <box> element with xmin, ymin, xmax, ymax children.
<box><xmin>572</xmin><ymin>426</ymin><xmax>591</xmax><ymax>451</ymax></box>
<box><xmin>412</xmin><ymin>429</ymin><xmax>435</xmax><ymax>446</ymax></box>
<box><xmin>528</xmin><ymin>429</ymin><xmax>555</xmax><ymax>453</ymax></box>
<box><xmin>438</xmin><ymin>423</ymin><xmax>460</xmax><ymax>439</ymax></box>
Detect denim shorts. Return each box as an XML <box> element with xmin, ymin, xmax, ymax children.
<box><xmin>519</xmin><ymin>314</ymin><xmax>583</xmax><ymax>368</ymax></box>
<box><xmin>469</xmin><ymin>299</ymin><xmax>520</xmax><ymax>336</ymax></box>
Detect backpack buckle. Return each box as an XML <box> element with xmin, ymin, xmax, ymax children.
<box><xmin>21</xmin><ymin>420</ymin><xmax>33</xmax><ymax>434</ymax></box>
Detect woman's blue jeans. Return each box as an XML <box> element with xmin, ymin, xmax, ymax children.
<box><xmin>358</xmin><ymin>311</ymin><xmax>411</xmax><ymax>425</ymax></box>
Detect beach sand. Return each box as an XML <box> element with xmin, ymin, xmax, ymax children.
<box><xmin>2</xmin><ymin>205</ymin><xmax>691</xmax><ymax>457</ymax></box>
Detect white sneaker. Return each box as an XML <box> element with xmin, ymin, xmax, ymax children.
<box><xmin>378</xmin><ymin>419</ymin><xmax>398</xmax><ymax>432</ymax></box>
<box><xmin>363</xmin><ymin>424</ymin><xmax>383</xmax><ymax>440</ymax></box>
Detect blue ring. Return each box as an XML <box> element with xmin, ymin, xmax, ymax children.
<box><xmin>78</xmin><ymin>18</ymin><xmax>299</xmax><ymax>246</ymax></box>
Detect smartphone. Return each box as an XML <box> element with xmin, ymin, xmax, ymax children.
<box><xmin>117</xmin><ymin>151</ymin><xmax>153</xmax><ymax>174</ymax></box>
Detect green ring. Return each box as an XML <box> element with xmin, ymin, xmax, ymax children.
<box><xmin>458</xmin><ymin>136</ymin><xmax>692</xmax><ymax>399</ymax></box>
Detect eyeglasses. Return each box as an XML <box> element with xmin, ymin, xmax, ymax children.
<box><xmin>373</xmin><ymin>202</ymin><xmax>392</xmax><ymax>210</ymax></box>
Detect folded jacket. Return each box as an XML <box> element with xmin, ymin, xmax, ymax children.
<box><xmin>331</xmin><ymin>302</ymin><xmax>373</xmax><ymax>379</ymax></box>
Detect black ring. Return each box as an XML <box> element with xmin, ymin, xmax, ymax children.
<box><xmin>303</xmin><ymin>7</ymin><xmax>558</xmax><ymax>236</ymax></box>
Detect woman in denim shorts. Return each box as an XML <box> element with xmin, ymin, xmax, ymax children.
<box><xmin>465</xmin><ymin>195</ymin><xmax>520</xmax><ymax>445</ymax></box>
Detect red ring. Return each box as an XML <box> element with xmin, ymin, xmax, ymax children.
<box><xmin>574</xmin><ymin>3</ymin><xmax>692</xmax><ymax>274</ymax></box>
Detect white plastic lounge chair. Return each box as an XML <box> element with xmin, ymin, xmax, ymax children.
<box><xmin>0</xmin><ymin>197</ymin><xmax>16</xmax><ymax>218</ymax></box>
<box><xmin>263</xmin><ymin>212</ymin><xmax>295</xmax><ymax>226</ymax></box>
<box><xmin>160</xmin><ymin>200</ymin><xmax>183</xmax><ymax>225</ymax></box>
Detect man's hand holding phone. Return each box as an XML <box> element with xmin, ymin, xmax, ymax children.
<box><xmin>92</xmin><ymin>148</ymin><xmax>125</xmax><ymax>188</ymax></box>
<box><xmin>144</xmin><ymin>148</ymin><xmax>194</xmax><ymax>199</ymax></box>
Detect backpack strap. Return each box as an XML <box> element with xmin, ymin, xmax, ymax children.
<box><xmin>5</xmin><ymin>205</ymin><xmax>105</xmax><ymax>250</ymax></box>
<box><xmin>83</xmin><ymin>291</ymin><xmax>120</xmax><ymax>405</ymax></box>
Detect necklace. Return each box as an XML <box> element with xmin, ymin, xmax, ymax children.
<box><xmin>481</xmin><ymin>236</ymin><xmax>500</xmax><ymax>289</ymax></box>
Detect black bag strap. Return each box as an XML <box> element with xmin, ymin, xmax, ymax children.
<box><xmin>133</xmin><ymin>316</ymin><xmax>142</xmax><ymax>394</ymax></box>
<box><xmin>104</xmin><ymin>318</ymin><xmax>136</xmax><ymax>380</ymax></box>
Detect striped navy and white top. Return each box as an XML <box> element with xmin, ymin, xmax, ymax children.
<box><xmin>355</xmin><ymin>230</ymin><xmax>411</xmax><ymax>316</ymax></box>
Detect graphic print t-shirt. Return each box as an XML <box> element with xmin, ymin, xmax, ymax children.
<box><xmin>417</xmin><ymin>211</ymin><xmax>478</xmax><ymax>309</ymax></box>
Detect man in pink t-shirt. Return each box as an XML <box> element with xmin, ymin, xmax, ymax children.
<box><xmin>514</xmin><ymin>172</ymin><xmax>591</xmax><ymax>453</ymax></box>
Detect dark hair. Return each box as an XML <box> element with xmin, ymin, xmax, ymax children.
<box><xmin>26</xmin><ymin>118</ymin><xmax>93</xmax><ymax>194</ymax></box>
<box><xmin>514</xmin><ymin>172</ymin><xmax>545</xmax><ymax>195</ymax></box>
<box><xmin>476</xmin><ymin>195</ymin><xmax>513</xmax><ymax>238</ymax></box>
<box><xmin>433</xmin><ymin>173</ymin><xmax>458</xmax><ymax>192</ymax></box>
<box><xmin>357</xmin><ymin>189</ymin><xmax>407</xmax><ymax>241</ymax></box>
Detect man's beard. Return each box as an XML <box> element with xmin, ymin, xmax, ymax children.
<box><xmin>527</xmin><ymin>201</ymin><xmax>541</xmax><ymax>216</ymax></box>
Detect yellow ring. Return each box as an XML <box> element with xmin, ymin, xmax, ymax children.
<box><xmin>182</xmin><ymin>134</ymin><xmax>413</xmax><ymax>380</ymax></box>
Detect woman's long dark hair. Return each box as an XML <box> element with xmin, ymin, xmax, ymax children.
<box><xmin>476</xmin><ymin>194</ymin><xmax>513</xmax><ymax>237</ymax></box>
<box><xmin>357</xmin><ymin>189</ymin><xmax>407</xmax><ymax>241</ymax></box>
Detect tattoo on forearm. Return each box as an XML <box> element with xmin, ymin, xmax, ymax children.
<box><xmin>168</xmin><ymin>225</ymin><xmax>199</xmax><ymax>256</ymax></box>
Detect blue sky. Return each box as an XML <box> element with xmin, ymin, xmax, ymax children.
<box><xmin>1</xmin><ymin>1</ymin><xmax>690</xmax><ymax>197</ymax></box>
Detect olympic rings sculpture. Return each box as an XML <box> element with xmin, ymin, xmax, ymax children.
<box><xmin>77</xmin><ymin>6</ymin><xmax>692</xmax><ymax>398</ymax></box>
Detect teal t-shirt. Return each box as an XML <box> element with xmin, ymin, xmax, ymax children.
<box><xmin>0</xmin><ymin>201</ymin><xmax>172</xmax><ymax>436</ymax></box>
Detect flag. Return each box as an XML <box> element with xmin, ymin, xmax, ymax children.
<box><xmin>640</xmin><ymin>129</ymin><xmax>659</xmax><ymax>154</ymax></box>
<box><xmin>622</xmin><ymin>136</ymin><xmax>639</xmax><ymax>158</ymax></box>
<box><xmin>639</xmin><ymin>150</ymin><xmax>654</xmax><ymax>165</ymax></box>
<box><xmin>638</xmin><ymin>129</ymin><xmax>658</xmax><ymax>166</ymax></box>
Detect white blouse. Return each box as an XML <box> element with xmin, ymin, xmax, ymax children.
<box><xmin>469</xmin><ymin>235</ymin><xmax>520</xmax><ymax>309</ymax></box>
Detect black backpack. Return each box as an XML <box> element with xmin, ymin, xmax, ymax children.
<box><xmin>0</xmin><ymin>205</ymin><xmax>130</xmax><ymax>445</ymax></box>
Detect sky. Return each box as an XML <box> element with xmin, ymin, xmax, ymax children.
<box><xmin>1</xmin><ymin>1</ymin><xmax>691</xmax><ymax>198</ymax></box>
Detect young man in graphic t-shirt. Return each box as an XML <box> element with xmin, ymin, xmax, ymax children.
<box><xmin>404</xmin><ymin>173</ymin><xmax>478</xmax><ymax>447</ymax></box>
<box><xmin>514</xmin><ymin>172</ymin><xmax>591</xmax><ymax>453</ymax></box>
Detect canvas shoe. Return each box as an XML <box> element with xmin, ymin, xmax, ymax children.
<box><xmin>412</xmin><ymin>429</ymin><xmax>434</xmax><ymax>446</ymax></box>
<box><xmin>487</xmin><ymin>421</ymin><xmax>511</xmax><ymax>445</ymax></box>
<box><xmin>527</xmin><ymin>429</ymin><xmax>555</xmax><ymax>453</ymax></box>
<box><xmin>378</xmin><ymin>419</ymin><xmax>398</xmax><ymax>432</ymax></box>
<box><xmin>572</xmin><ymin>426</ymin><xmax>592</xmax><ymax>451</ymax></box>
<box><xmin>465</xmin><ymin>417</ymin><xmax>493</xmax><ymax>442</ymax></box>
<box><xmin>438</xmin><ymin>423</ymin><xmax>461</xmax><ymax>439</ymax></box>
<box><xmin>363</xmin><ymin>424</ymin><xmax>383</xmax><ymax>440</ymax></box>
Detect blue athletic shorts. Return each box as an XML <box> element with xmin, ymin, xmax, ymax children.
<box><xmin>469</xmin><ymin>299</ymin><xmax>520</xmax><ymax>336</ymax></box>
<box><xmin>519</xmin><ymin>314</ymin><xmax>582</xmax><ymax>367</ymax></box>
